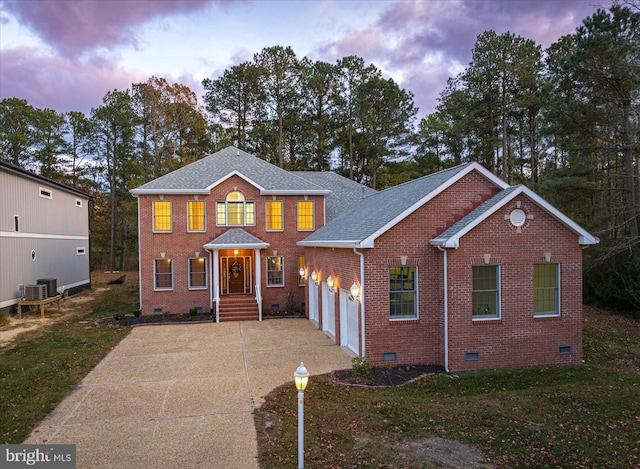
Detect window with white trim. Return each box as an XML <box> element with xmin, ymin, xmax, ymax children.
<box><xmin>154</xmin><ymin>259</ymin><xmax>173</xmax><ymax>290</ymax></box>
<box><xmin>189</xmin><ymin>257</ymin><xmax>207</xmax><ymax>289</ymax></box>
<box><xmin>389</xmin><ymin>265</ymin><xmax>418</xmax><ymax>319</ymax></box>
<box><xmin>534</xmin><ymin>263</ymin><xmax>560</xmax><ymax>316</ymax></box>
<box><xmin>217</xmin><ymin>191</ymin><xmax>255</xmax><ymax>226</ymax></box>
<box><xmin>267</xmin><ymin>256</ymin><xmax>284</xmax><ymax>286</ymax></box>
<box><xmin>188</xmin><ymin>200</ymin><xmax>205</xmax><ymax>232</ymax></box>
<box><xmin>472</xmin><ymin>265</ymin><xmax>500</xmax><ymax>319</ymax></box>
<box><xmin>77</xmin><ymin>247</ymin><xmax>86</xmax><ymax>255</ymax></box>
<box><xmin>266</xmin><ymin>200</ymin><xmax>283</xmax><ymax>231</ymax></box>
<box><xmin>76</xmin><ymin>199</ymin><xmax>83</xmax><ymax>207</ymax></box>
<box><xmin>39</xmin><ymin>187</ymin><xmax>52</xmax><ymax>199</ymax></box>
<box><xmin>14</xmin><ymin>215</ymin><xmax>19</xmax><ymax>232</ymax></box>
<box><xmin>297</xmin><ymin>200</ymin><xmax>314</xmax><ymax>230</ymax></box>
<box><xmin>153</xmin><ymin>201</ymin><xmax>172</xmax><ymax>232</ymax></box>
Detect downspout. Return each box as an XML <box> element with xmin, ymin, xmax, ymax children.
<box><xmin>255</xmin><ymin>248</ymin><xmax>262</xmax><ymax>321</ymax></box>
<box><xmin>353</xmin><ymin>247</ymin><xmax>366</xmax><ymax>359</ymax></box>
<box><xmin>213</xmin><ymin>249</ymin><xmax>219</xmax><ymax>323</ymax></box>
<box><xmin>136</xmin><ymin>196</ymin><xmax>142</xmax><ymax>311</ymax></box>
<box><xmin>437</xmin><ymin>245</ymin><xmax>450</xmax><ymax>373</ymax></box>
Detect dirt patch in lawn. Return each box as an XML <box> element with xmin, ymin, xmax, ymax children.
<box><xmin>0</xmin><ymin>271</ymin><xmax>136</xmax><ymax>350</ymax></box>
<box><xmin>396</xmin><ymin>437</ymin><xmax>495</xmax><ymax>468</ymax></box>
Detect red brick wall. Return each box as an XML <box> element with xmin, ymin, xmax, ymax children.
<box><xmin>303</xmin><ymin>171</ymin><xmax>585</xmax><ymax>372</ymax></box>
<box><xmin>138</xmin><ymin>175</ymin><xmax>324</xmax><ymax>315</ymax></box>
<box><xmin>361</xmin><ymin>171</ymin><xmax>500</xmax><ymax>367</ymax></box>
<box><xmin>445</xmin><ymin>194</ymin><xmax>583</xmax><ymax>371</ymax></box>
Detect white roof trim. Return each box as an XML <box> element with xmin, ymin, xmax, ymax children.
<box><xmin>359</xmin><ymin>162</ymin><xmax>509</xmax><ymax>247</ymax></box>
<box><xmin>430</xmin><ymin>185</ymin><xmax>600</xmax><ymax>248</ymax></box>
<box><xmin>206</xmin><ymin>170</ymin><xmax>266</xmax><ymax>192</ymax></box>
<box><xmin>297</xmin><ymin>240</ymin><xmax>366</xmax><ymax>248</ymax></box>
<box><xmin>130</xmin><ymin>189</ymin><xmax>210</xmax><ymax>195</ymax></box>
<box><xmin>261</xmin><ymin>189</ymin><xmax>331</xmax><ymax>195</ymax></box>
<box><xmin>203</xmin><ymin>241</ymin><xmax>270</xmax><ymax>250</ymax></box>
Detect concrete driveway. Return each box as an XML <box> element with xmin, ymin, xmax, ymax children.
<box><xmin>25</xmin><ymin>319</ymin><xmax>353</xmax><ymax>468</ymax></box>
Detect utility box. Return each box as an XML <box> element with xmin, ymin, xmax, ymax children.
<box><xmin>37</xmin><ymin>278</ymin><xmax>57</xmax><ymax>297</ymax></box>
<box><xmin>25</xmin><ymin>284</ymin><xmax>47</xmax><ymax>301</ymax></box>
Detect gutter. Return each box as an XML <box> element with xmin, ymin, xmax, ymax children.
<box><xmin>353</xmin><ymin>247</ymin><xmax>366</xmax><ymax>359</ymax></box>
<box><xmin>437</xmin><ymin>245</ymin><xmax>450</xmax><ymax>373</ymax></box>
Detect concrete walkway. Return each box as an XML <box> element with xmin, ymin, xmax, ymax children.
<box><xmin>25</xmin><ymin>319</ymin><xmax>353</xmax><ymax>468</ymax></box>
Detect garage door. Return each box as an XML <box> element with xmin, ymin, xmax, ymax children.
<box><xmin>340</xmin><ymin>289</ymin><xmax>359</xmax><ymax>355</ymax></box>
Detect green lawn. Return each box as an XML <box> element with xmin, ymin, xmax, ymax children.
<box><xmin>255</xmin><ymin>305</ymin><xmax>640</xmax><ymax>468</ymax></box>
<box><xmin>0</xmin><ymin>282</ymin><xmax>136</xmax><ymax>443</ymax></box>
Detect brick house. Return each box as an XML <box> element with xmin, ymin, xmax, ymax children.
<box><xmin>130</xmin><ymin>146</ymin><xmax>375</xmax><ymax>320</ymax></box>
<box><xmin>132</xmin><ymin>146</ymin><xmax>598</xmax><ymax>371</ymax></box>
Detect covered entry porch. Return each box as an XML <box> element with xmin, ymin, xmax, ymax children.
<box><xmin>203</xmin><ymin>229</ymin><xmax>270</xmax><ymax>322</ymax></box>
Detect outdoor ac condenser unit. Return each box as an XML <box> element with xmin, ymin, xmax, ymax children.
<box><xmin>37</xmin><ymin>278</ymin><xmax>57</xmax><ymax>297</ymax></box>
<box><xmin>25</xmin><ymin>284</ymin><xmax>47</xmax><ymax>301</ymax></box>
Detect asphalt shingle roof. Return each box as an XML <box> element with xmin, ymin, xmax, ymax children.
<box><xmin>292</xmin><ymin>171</ymin><xmax>377</xmax><ymax>221</ymax></box>
<box><xmin>204</xmin><ymin>228</ymin><xmax>269</xmax><ymax>248</ymax></box>
<box><xmin>131</xmin><ymin>146</ymin><xmax>329</xmax><ymax>195</ymax></box>
<box><xmin>300</xmin><ymin>163</ymin><xmax>477</xmax><ymax>247</ymax></box>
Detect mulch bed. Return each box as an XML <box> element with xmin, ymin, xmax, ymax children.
<box><xmin>331</xmin><ymin>364</ymin><xmax>445</xmax><ymax>387</ymax></box>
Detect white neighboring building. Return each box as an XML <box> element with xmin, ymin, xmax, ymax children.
<box><xmin>0</xmin><ymin>160</ymin><xmax>91</xmax><ymax>314</ymax></box>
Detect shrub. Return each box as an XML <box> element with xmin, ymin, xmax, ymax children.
<box><xmin>285</xmin><ymin>289</ymin><xmax>296</xmax><ymax>315</ymax></box>
<box><xmin>113</xmin><ymin>312</ymin><xmax>126</xmax><ymax>321</ymax></box>
<box><xmin>351</xmin><ymin>357</ymin><xmax>370</xmax><ymax>378</ymax></box>
<box><xmin>189</xmin><ymin>307</ymin><xmax>198</xmax><ymax>317</ymax></box>
<box><xmin>133</xmin><ymin>309</ymin><xmax>141</xmax><ymax>317</ymax></box>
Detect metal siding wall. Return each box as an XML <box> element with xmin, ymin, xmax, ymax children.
<box><xmin>1</xmin><ymin>169</ymin><xmax>90</xmax><ymax>308</ymax></box>
<box><xmin>0</xmin><ymin>237</ymin><xmax>90</xmax><ymax>306</ymax></box>
<box><xmin>1</xmin><ymin>170</ymin><xmax>89</xmax><ymax>236</ymax></box>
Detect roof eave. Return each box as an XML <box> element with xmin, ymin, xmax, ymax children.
<box><xmin>130</xmin><ymin>189</ymin><xmax>210</xmax><ymax>196</ymax></box>
<box><xmin>297</xmin><ymin>240</ymin><xmax>368</xmax><ymax>249</ymax></box>
<box><xmin>203</xmin><ymin>242</ymin><xmax>270</xmax><ymax>250</ymax></box>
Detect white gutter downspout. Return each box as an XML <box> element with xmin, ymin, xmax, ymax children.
<box><xmin>437</xmin><ymin>245</ymin><xmax>450</xmax><ymax>373</ymax></box>
<box><xmin>136</xmin><ymin>196</ymin><xmax>142</xmax><ymax>311</ymax></box>
<box><xmin>212</xmin><ymin>249</ymin><xmax>219</xmax><ymax>323</ymax></box>
<box><xmin>353</xmin><ymin>247</ymin><xmax>366</xmax><ymax>359</ymax></box>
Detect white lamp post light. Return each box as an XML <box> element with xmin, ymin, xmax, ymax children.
<box><xmin>294</xmin><ymin>362</ymin><xmax>310</xmax><ymax>469</ymax></box>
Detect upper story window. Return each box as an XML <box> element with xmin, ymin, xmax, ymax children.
<box><xmin>389</xmin><ymin>265</ymin><xmax>418</xmax><ymax>319</ymax></box>
<box><xmin>188</xmin><ymin>200</ymin><xmax>206</xmax><ymax>232</ymax></box>
<box><xmin>534</xmin><ymin>263</ymin><xmax>560</xmax><ymax>316</ymax></box>
<box><xmin>153</xmin><ymin>201</ymin><xmax>172</xmax><ymax>232</ymax></box>
<box><xmin>297</xmin><ymin>200</ymin><xmax>314</xmax><ymax>231</ymax></box>
<box><xmin>39</xmin><ymin>187</ymin><xmax>52</xmax><ymax>199</ymax></box>
<box><xmin>472</xmin><ymin>265</ymin><xmax>500</xmax><ymax>319</ymax></box>
<box><xmin>217</xmin><ymin>191</ymin><xmax>255</xmax><ymax>226</ymax></box>
<box><xmin>266</xmin><ymin>200</ymin><xmax>283</xmax><ymax>231</ymax></box>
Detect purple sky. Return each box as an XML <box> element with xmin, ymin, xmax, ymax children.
<box><xmin>0</xmin><ymin>0</ymin><xmax>603</xmax><ymax>119</ymax></box>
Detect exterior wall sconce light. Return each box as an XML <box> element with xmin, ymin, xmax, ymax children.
<box><xmin>299</xmin><ymin>266</ymin><xmax>306</xmax><ymax>279</ymax></box>
<box><xmin>311</xmin><ymin>270</ymin><xmax>319</xmax><ymax>286</ymax></box>
<box><xmin>349</xmin><ymin>283</ymin><xmax>360</xmax><ymax>302</ymax></box>
<box><xmin>234</xmin><ymin>249</ymin><xmax>239</xmax><ymax>255</ymax></box>
<box><xmin>327</xmin><ymin>275</ymin><xmax>335</xmax><ymax>293</ymax></box>
<box><xmin>294</xmin><ymin>362</ymin><xmax>310</xmax><ymax>469</ymax></box>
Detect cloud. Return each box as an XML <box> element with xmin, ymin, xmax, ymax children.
<box><xmin>0</xmin><ymin>46</ymin><xmax>146</xmax><ymax>114</ymax></box>
<box><xmin>314</xmin><ymin>0</ymin><xmax>598</xmax><ymax>117</ymax></box>
<box><xmin>2</xmin><ymin>0</ymin><xmax>216</xmax><ymax>58</ymax></box>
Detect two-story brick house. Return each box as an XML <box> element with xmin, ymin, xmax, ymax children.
<box><xmin>133</xmin><ymin>146</ymin><xmax>598</xmax><ymax>371</ymax></box>
<box><xmin>130</xmin><ymin>146</ymin><xmax>374</xmax><ymax>321</ymax></box>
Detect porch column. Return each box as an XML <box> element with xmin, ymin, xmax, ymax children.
<box><xmin>254</xmin><ymin>248</ymin><xmax>262</xmax><ymax>321</ymax></box>
<box><xmin>213</xmin><ymin>249</ymin><xmax>220</xmax><ymax>323</ymax></box>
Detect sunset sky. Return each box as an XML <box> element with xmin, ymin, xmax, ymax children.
<box><xmin>0</xmin><ymin>0</ymin><xmax>603</xmax><ymax>118</ymax></box>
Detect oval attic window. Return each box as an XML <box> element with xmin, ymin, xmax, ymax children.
<box><xmin>509</xmin><ymin>209</ymin><xmax>526</xmax><ymax>227</ymax></box>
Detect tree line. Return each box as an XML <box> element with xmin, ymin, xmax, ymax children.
<box><xmin>0</xmin><ymin>6</ymin><xmax>638</xmax><ymax>310</ymax></box>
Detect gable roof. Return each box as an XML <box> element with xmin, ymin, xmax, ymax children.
<box><xmin>0</xmin><ymin>159</ymin><xmax>90</xmax><ymax>199</ymax></box>
<box><xmin>130</xmin><ymin>146</ymin><xmax>330</xmax><ymax>196</ymax></box>
<box><xmin>298</xmin><ymin>162</ymin><xmax>508</xmax><ymax>248</ymax></box>
<box><xmin>429</xmin><ymin>184</ymin><xmax>600</xmax><ymax>248</ymax></box>
<box><xmin>203</xmin><ymin>228</ymin><xmax>270</xmax><ymax>250</ymax></box>
<box><xmin>292</xmin><ymin>171</ymin><xmax>377</xmax><ymax>222</ymax></box>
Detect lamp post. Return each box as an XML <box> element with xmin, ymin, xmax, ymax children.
<box><xmin>294</xmin><ymin>362</ymin><xmax>310</xmax><ymax>469</ymax></box>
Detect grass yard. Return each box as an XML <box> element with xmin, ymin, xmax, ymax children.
<box><xmin>0</xmin><ymin>275</ymin><xmax>137</xmax><ymax>443</ymax></box>
<box><xmin>255</xmin><ymin>305</ymin><xmax>640</xmax><ymax>468</ymax></box>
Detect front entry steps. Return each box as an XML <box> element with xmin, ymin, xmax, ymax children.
<box><xmin>218</xmin><ymin>295</ymin><xmax>259</xmax><ymax>321</ymax></box>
